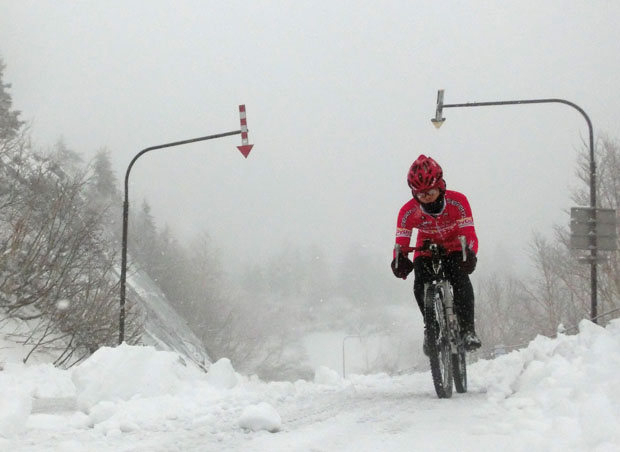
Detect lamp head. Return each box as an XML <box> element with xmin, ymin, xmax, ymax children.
<box><xmin>431</xmin><ymin>117</ymin><xmax>445</xmax><ymax>129</ymax></box>
<box><xmin>431</xmin><ymin>89</ymin><xmax>446</xmax><ymax>129</ymax></box>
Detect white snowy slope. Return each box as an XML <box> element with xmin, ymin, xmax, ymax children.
<box><xmin>1</xmin><ymin>319</ymin><xmax>620</xmax><ymax>452</ymax></box>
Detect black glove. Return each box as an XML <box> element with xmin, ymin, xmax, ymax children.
<box><xmin>391</xmin><ymin>253</ymin><xmax>414</xmax><ymax>279</ymax></box>
<box><xmin>459</xmin><ymin>248</ymin><xmax>477</xmax><ymax>274</ymax></box>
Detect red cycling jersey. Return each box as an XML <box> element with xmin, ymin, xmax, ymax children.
<box><xmin>394</xmin><ymin>190</ymin><xmax>478</xmax><ymax>259</ymax></box>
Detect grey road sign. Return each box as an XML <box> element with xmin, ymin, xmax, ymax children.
<box><xmin>570</xmin><ymin>207</ymin><xmax>617</xmax><ymax>251</ymax></box>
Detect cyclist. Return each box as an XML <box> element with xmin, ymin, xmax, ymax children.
<box><xmin>391</xmin><ymin>154</ymin><xmax>481</xmax><ymax>354</ymax></box>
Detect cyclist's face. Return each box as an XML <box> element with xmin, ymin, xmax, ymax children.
<box><xmin>415</xmin><ymin>187</ymin><xmax>440</xmax><ymax>203</ymax></box>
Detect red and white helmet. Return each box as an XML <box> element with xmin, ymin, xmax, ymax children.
<box><xmin>407</xmin><ymin>154</ymin><xmax>446</xmax><ymax>193</ymax></box>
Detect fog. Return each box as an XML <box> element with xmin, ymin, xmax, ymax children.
<box><xmin>2</xmin><ymin>0</ymin><xmax>620</xmax><ymax>276</ymax></box>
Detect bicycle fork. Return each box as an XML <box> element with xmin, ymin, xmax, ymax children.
<box><xmin>440</xmin><ymin>281</ymin><xmax>460</xmax><ymax>354</ymax></box>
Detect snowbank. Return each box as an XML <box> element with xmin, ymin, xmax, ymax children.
<box><xmin>0</xmin><ymin>385</ymin><xmax>31</xmax><ymax>438</ymax></box>
<box><xmin>469</xmin><ymin>319</ymin><xmax>620</xmax><ymax>450</ymax></box>
<box><xmin>72</xmin><ymin>343</ymin><xmax>206</xmax><ymax>411</ymax></box>
<box><xmin>0</xmin><ymin>361</ymin><xmax>77</xmax><ymax>438</ymax></box>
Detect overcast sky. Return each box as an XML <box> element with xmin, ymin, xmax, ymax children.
<box><xmin>2</xmin><ymin>0</ymin><xmax>620</xmax><ymax>276</ymax></box>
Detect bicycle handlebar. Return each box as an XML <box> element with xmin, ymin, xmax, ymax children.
<box><xmin>395</xmin><ymin>240</ymin><xmax>447</xmax><ymax>255</ymax></box>
<box><xmin>394</xmin><ymin>236</ymin><xmax>469</xmax><ymax>270</ymax></box>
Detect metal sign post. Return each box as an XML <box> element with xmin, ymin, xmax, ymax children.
<box><xmin>570</xmin><ymin>206</ymin><xmax>617</xmax><ymax>319</ymax></box>
<box><xmin>431</xmin><ymin>89</ymin><xmax>600</xmax><ymax>322</ymax></box>
<box><xmin>119</xmin><ymin>105</ymin><xmax>254</xmax><ymax>344</ymax></box>
<box><xmin>570</xmin><ymin>207</ymin><xmax>618</xmax><ymax>252</ymax></box>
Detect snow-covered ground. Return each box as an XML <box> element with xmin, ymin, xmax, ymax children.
<box><xmin>2</xmin><ymin>319</ymin><xmax>620</xmax><ymax>452</ymax></box>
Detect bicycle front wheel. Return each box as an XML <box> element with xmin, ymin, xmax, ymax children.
<box><xmin>452</xmin><ymin>342</ymin><xmax>467</xmax><ymax>394</ymax></box>
<box><xmin>424</xmin><ymin>286</ymin><xmax>453</xmax><ymax>399</ymax></box>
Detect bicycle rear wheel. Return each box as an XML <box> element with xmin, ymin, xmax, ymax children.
<box><xmin>424</xmin><ymin>286</ymin><xmax>452</xmax><ymax>399</ymax></box>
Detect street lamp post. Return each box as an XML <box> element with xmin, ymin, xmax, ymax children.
<box><xmin>431</xmin><ymin>90</ymin><xmax>599</xmax><ymax>322</ymax></box>
<box><xmin>119</xmin><ymin>106</ymin><xmax>254</xmax><ymax>344</ymax></box>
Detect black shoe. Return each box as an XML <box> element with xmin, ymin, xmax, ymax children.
<box><xmin>463</xmin><ymin>331</ymin><xmax>481</xmax><ymax>351</ymax></box>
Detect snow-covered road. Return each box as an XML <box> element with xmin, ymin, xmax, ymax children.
<box><xmin>238</xmin><ymin>378</ymin><xmax>501</xmax><ymax>452</ymax></box>
<box><xmin>9</xmin><ymin>374</ymin><xmax>507</xmax><ymax>452</ymax></box>
<box><xmin>3</xmin><ymin>319</ymin><xmax>620</xmax><ymax>451</ymax></box>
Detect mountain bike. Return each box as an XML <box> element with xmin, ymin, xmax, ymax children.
<box><xmin>395</xmin><ymin>236</ymin><xmax>469</xmax><ymax>399</ymax></box>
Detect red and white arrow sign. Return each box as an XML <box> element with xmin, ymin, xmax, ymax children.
<box><xmin>237</xmin><ymin>104</ymin><xmax>254</xmax><ymax>158</ymax></box>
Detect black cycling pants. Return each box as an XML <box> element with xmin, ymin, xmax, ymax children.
<box><xmin>413</xmin><ymin>253</ymin><xmax>475</xmax><ymax>333</ymax></box>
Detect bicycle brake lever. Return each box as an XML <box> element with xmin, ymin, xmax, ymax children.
<box><xmin>459</xmin><ymin>236</ymin><xmax>467</xmax><ymax>262</ymax></box>
<box><xmin>394</xmin><ymin>244</ymin><xmax>401</xmax><ymax>269</ymax></box>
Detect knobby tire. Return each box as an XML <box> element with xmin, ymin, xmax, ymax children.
<box><xmin>452</xmin><ymin>343</ymin><xmax>467</xmax><ymax>394</ymax></box>
<box><xmin>424</xmin><ymin>285</ymin><xmax>452</xmax><ymax>399</ymax></box>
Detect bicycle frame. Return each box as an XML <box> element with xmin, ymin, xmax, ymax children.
<box><xmin>424</xmin><ymin>248</ymin><xmax>460</xmax><ymax>354</ymax></box>
<box><xmin>395</xmin><ymin>241</ymin><xmax>461</xmax><ymax>350</ymax></box>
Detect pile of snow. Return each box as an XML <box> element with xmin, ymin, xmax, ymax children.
<box><xmin>204</xmin><ymin>358</ymin><xmax>241</xmax><ymax>389</ymax></box>
<box><xmin>238</xmin><ymin>402</ymin><xmax>281</xmax><ymax>432</ymax></box>
<box><xmin>0</xmin><ymin>345</ymin><xmax>255</xmax><ymax>441</ymax></box>
<box><xmin>72</xmin><ymin>343</ymin><xmax>206</xmax><ymax>410</ymax></box>
<box><xmin>468</xmin><ymin>319</ymin><xmax>620</xmax><ymax>450</ymax></box>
